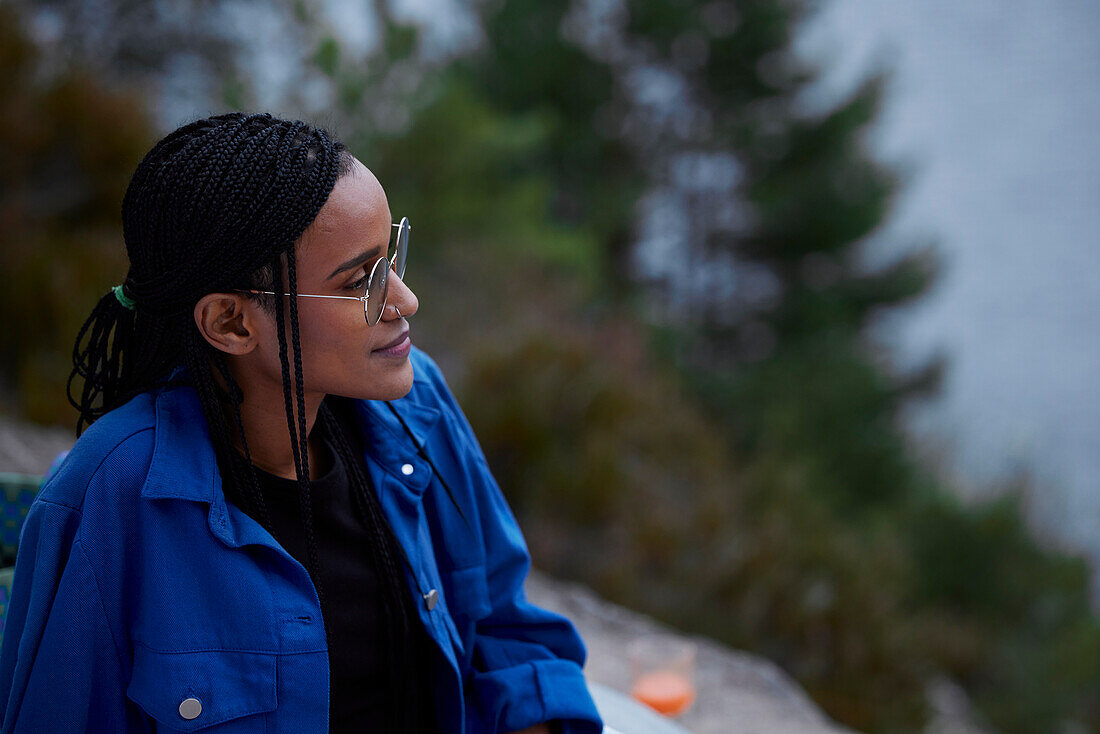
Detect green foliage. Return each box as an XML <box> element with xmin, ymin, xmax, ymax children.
<box><xmin>0</xmin><ymin>6</ymin><xmax>153</xmax><ymax>423</ymax></box>
<box><xmin>675</xmin><ymin>333</ymin><xmax>925</xmax><ymax>511</ymax></box>
<box><xmin>313</xmin><ymin>36</ymin><xmax>341</xmax><ymax>77</ymax></box>
<box><xmin>458</xmin><ymin>0</ymin><xmax>644</xmax><ymax>291</ymax></box>
<box><xmin>382</xmin><ymin>22</ymin><xmax>417</xmax><ymax>62</ymax></box>
<box><xmin>366</xmin><ymin>76</ymin><xmax>603</xmax><ymax>285</ymax></box>
<box><xmin>904</xmin><ymin>491</ymin><xmax>1100</xmax><ymax>731</ymax></box>
<box><xmin>450</xmin><ymin>263</ymin><xmax>738</xmax><ymax>598</ymax></box>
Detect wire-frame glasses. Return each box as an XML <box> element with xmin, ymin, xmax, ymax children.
<box><xmin>238</xmin><ymin>217</ymin><xmax>409</xmax><ymax>326</ymax></box>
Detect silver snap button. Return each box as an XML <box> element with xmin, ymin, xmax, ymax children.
<box><xmin>424</xmin><ymin>588</ymin><xmax>439</xmax><ymax>610</ymax></box>
<box><xmin>179</xmin><ymin>697</ymin><xmax>203</xmax><ymax>720</ymax></box>
<box><xmin>401</xmin><ymin>463</ymin><xmax>414</xmax><ymax>476</ymax></box>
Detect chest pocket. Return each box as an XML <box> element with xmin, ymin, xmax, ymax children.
<box><xmin>441</xmin><ymin>564</ymin><xmax>491</xmax><ymax>624</ymax></box>
<box><xmin>126</xmin><ymin>647</ymin><xmax>277</xmax><ymax>732</ymax></box>
<box><xmin>440</xmin><ymin>562</ymin><xmax>493</xmax><ymax>665</ymax></box>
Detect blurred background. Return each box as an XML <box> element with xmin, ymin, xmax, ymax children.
<box><xmin>1</xmin><ymin>0</ymin><xmax>1098</xmax><ymax>731</ymax></box>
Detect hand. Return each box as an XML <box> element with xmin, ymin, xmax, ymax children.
<box><xmin>505</xmin><ymin>724</ymin><xmax>553</xmax><ymax>734</ymax></box>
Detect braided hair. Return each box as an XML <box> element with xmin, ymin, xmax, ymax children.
<box><xmin>68</xmin><ymin>112</ymin><xmax>423</xmax><ymax>729</ymax></box>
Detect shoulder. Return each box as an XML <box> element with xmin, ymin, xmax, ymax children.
<box><xmin>37</xmin><ymin>391</ymin><xmax>159</xmax><ymax>512</ymax></box>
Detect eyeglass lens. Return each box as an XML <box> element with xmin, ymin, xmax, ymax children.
<box><xmin>392</xmin><ymin>217</ymin><xmax>409</xmax><ymax>279</ymax></box>
<box><xmin>364</xmin><ymin>218</ymin><xmax>409</xmax><ymax>326</ymax></box>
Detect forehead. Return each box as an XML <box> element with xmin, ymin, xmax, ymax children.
<box><xmin>298</xmin><ymin>159</ymin><xmax>391</xmax><ymax>273</ymax></box>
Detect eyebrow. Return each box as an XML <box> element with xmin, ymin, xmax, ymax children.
<box><xmin>327</xmin><ymin>245</ymin><xmax>383</xmax><ymax>280</ymax></box>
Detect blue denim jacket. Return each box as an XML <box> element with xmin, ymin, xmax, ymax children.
<box><xmin>0</xmin><ymin>347</ymin><xmax>602</xmax><ymax>733</ymax></box>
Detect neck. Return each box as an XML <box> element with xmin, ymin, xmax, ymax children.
<box><xmin>227</xmin><ymin>373</ymin><xmax>327</xmax><ymax>481</ymax></box>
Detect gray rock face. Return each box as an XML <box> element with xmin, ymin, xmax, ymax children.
<box><xmin>526</xmin><ymin>570</ymin><xmax>854</xmax><ymax>734</ymax></box>
<box><xmin>0</xmin><ymin>417</ymin><xmax>73</xmax><ymax>476</ymax></box>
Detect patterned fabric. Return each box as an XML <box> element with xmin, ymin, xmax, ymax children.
<box><xmin>0</xmin><ymin>475</ymin><xmax>39</xmax><ymax>567</ymax></box>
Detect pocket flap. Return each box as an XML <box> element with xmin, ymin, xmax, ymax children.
<box><xmin>126</xmin><ymin>647</ymin><xmax>277</xmax><ymax>731</ymax></box>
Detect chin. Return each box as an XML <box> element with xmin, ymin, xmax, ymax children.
<box><xmin>385</xmin><ymin>376</ymin><xmax>415</xmax><ymax>401</ymax></box>
<box><xmin>362</xmin><ymin>364</ymin><xmax>415</xmax><ymax>401</ymax></box>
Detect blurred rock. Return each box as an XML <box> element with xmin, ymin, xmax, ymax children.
<box><xmin>0</xmin><ymin>417</ymin><xmax>73</xmax><ymax>475</ymax></box>
<box><xmin>922</xmin><ymin>677</ymin><xmax>996</xmax><ymax>734</ymax></box>
<box><xmin>526</xmin><ymin>570</ymin><xmax>855</xmax><ymax>734</ymax></box>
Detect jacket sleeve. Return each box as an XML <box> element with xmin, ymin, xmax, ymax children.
<box><xmin>415</xmin><ymin>352</ymin><xmax>602</xmax><ymax>734</ymax></box>
<box><xmin>0</xmin><ymin>499</ymin><xmax>131</xmax><ymax>733</ymax></box>
<box><xmin>465</xmin><ymin>454</ymin><xmax>603</xmax><ymax>734</ymax></box>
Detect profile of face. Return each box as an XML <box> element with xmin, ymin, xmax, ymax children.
<box><xmin>196</xmin><ymin>157</ymin><xmax>419</xmax><ymax>405</ymax></box>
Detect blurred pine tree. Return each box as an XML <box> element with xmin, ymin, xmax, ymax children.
<box><xmin>455</xmin><ymin>0</ymin><xmax>644</xmax><ymax>296</ymax></box>
<box><xmin>609</xmin><ymin>0</ymin><xmax>945</xmax><ymax>510</ymax></box>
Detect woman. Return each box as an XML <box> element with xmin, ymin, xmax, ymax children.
<box><xmin>0</xmin><ymin>113</ymin><xmax>603</xmax><ymax>733</ymax></box>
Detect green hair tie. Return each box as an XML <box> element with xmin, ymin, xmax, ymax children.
<box><xmin>112</xmin><ymin>284</ymin><xmax>136</xmax><ymax>311</ymax></box>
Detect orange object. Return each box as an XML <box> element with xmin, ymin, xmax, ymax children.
<box><xmin>630</xmin><ymin>670</ymin><xmax>696</xmax><ymax>716</ymax></box>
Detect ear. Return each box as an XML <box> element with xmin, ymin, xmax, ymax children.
<box><xmin>194</xmin><ymin>293</ymin><xmax>259</xmax><ymax>355</ymax></box>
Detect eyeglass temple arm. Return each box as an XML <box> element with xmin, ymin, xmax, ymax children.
<box><xmin>238</xmin><ymin>289</ymin><xmax>368</xmax><ymax>302</ymax></box>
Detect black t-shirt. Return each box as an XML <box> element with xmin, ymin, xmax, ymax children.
<box><xmin>225</xmin><ymin>408</ymin><xmax>438</xmax><ymax>733</ymax></box>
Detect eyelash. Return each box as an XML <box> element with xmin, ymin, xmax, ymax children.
<box><xmin>347</xmin><ymin>273</ymin><xmax>369</xmax><ymax>291</ymax></box>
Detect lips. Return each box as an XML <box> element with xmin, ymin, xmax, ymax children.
<box><xmin>374</xmin><ymin>329</ymin><xmax>409</xmax><ymax>351</ymax></box>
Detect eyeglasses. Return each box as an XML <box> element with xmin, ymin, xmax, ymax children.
<box><xmin>238</xmin><ymin>217</ymin><xmax>409</xmax><ymax>326</ymax></box>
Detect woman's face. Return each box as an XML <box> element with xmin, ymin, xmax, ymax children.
<box><xmin>247</xmin><ymin>157</ymin><xmax>420</xmax><ymax>402</ymax></box>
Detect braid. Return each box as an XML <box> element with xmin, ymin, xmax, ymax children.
<box><xmin>68</xmin><ymin>289</ymin><xmax>135</xmax><ymax>432</ymax></box>
<box><xmin>270</xmin><ymin>251</ymin><xmax>314</xmax><ymax>587</ymax></box>
<box><xmin>181</xmin><ymin>331</ymin><xmax>275</xmax><ymax>535</ymax></box>
<box><xmin>272</xmin><ymin>255</ymin><xmax>305</xmax><ymax>481</ymax></box>
<box><xmin>283</xmin><ymin>245</ymin><xmax>325</xmax><ymax>608</ymax></box>
<box><xmin>209</xmin><ymin>351</ymin><xmax>270</xmax><ymax>531</ymax></box>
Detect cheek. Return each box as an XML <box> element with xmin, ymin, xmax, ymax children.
<box><xmin>303</xmin><ymin>309</ymin><xmax>393</xmax><ymax>378</ymax></box>
<box><xmin>258</xmin><ymin>309</ymin><xmax>357</xmax><ymax>377</ymax></box>
<box><xmin>282</xmin><ymin>308</ymin><xmax>412</xmax><ymax>399</ymax></box>
<box><xmin>307</xmin><ymin>313</ymin><xmax>367</xmax><ymax>361</ymax></box>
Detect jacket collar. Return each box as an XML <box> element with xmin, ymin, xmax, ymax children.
<box><xmin>140</xmin><ymin>377</ymin><xmax>443</xmax><ymax>504</ymax></box>
<box><xmin>141</xmin><ymin>384</ymin><xmax>218</xmax><ymax>503</ymax></box>
<box><xmin>353</xmin><ymin>396</ymin><xmax>442</xmax><ymax>476</ymax></box>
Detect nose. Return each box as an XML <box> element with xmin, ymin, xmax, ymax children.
<box><xmin>384</xmin><ymin>271</ymin><xmax>418</xmax><ymax>321</ymax></box>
